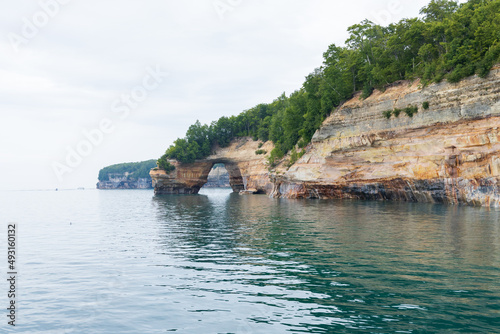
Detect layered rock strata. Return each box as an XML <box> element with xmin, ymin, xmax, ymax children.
<box><xmin>151</xmin><ymin>66</ymin><xmax>500</xmax><ymax>206</ymax></box>
<box><xmin>204</xmin><ymin>165</ymin><xmax>231</xmax><ymax>188</ymax></box>
<box><xmin>150</xmin><ymin>139</ymin><xmax>273</xmax><ymax>195</ymax></box>
<box><xmin>97</xmin><ymin>175</ymin><xmax>152</xmax><ymax>189</ymax></box>
<box><xmin>274</xmin><ymin>66</ymin><xmax>500</xmax><ymax>206</ymax></box>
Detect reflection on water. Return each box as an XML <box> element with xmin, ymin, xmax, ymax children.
<box><xmin>152</xmin><ymin>189</ymin><xmax>500</xmax><ymax>333</ymax></box>
<box><xmin>2</xmin><ymin>188</ymin><xmax>499</xmax><ymax>333</ymax></box>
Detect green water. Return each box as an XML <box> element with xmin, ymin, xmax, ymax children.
<box><xmin>1</xmin><ymin>188</ymin><xmax>499</xmax><ymax>333</ymax></box>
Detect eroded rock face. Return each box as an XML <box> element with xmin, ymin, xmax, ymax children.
<box><xmin>204</xmin><ymin>165</ymin><xmax>230</xmax><ymax>188</ymax></box>
<box><xmin>96</xmin><ymin>176</ymin><xmax>152</xmax><ymax>189</ymax></box>
<box><xmin>150</xmin><ymin>139</ymin><xmax>273</xmax><ymax>195</ymax></box>
<box><xmin>275</xmin><ymin>66</ymin><xmax>500</xmax><ymax>206</ymax></box>
<box><xmin>151</xmin><ymin>66</ymin><xmax>500</xmax><ymax>206</ymax></box>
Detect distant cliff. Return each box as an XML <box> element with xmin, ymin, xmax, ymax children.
<box><xmin>152</xmin><ymin>66</ymin><xmax>500</xmax><ymax>206</ymax></box>
<box><xmin>97</xmin><ymin>160</ymin><xmax>156</xmax><ymax>189</ymax></box>
<box><xmin>97</xmin><ymin>175</ymin><xmax>153</xmax><ymax>189</ymax></box>
<box><xmin>205</xmin><ymin>164</ymin><xmax>230</xmax><ymax>188</ymax></box>
<box><xmin>98</xmin><ymin>160</ymin><xmax>230</xmax><ymax>190</ymax></box>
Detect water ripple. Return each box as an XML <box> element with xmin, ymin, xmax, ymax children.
<box><xmin>1</xmin><ymin>189</ymin><xmax>499</xmax><ymax>333</ymax></box>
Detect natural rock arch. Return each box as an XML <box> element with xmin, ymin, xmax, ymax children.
<box><xmin>151</xmin><ymin>160</ymin><xmax>243</xmax><ymax>195</ymax></box>
<box><xmin>150</xmin><ymin>138</ymin><xmax>274</xmax><ymax>195</ymax></box>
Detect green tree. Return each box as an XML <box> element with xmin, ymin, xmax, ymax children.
<box><xmin>420</xmin><ymin>0</ymin><xmax>459</xmax><ymax>22</ymax></box>
<box><xmin>159</xmin><ymin>0</ymin><xmax>500</xmax><ymax>166</ymax></box>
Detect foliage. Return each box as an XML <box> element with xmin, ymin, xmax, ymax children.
<box><xmin>255</xmin><ymin>149</ymin><xmax>267</xmax><ymax>155</ymax></box>
<box><xmin>383</xmin><ymin>110</ymin><xmax>393</xmax><ymax>119</ymax></box>
<box><xmin>420</xmin><ymin>0</ymin><xmax>459</xmax><ymax>22</ymax></box>
<box><xmin>98</xmin><ymin>160</ymin><xmax>157</xmax><ymax>181</ymax></box>
<box><xmin>404</xmin><ymin>106</ymin><xmax>419</xmax><ymax>117</ymax></box>
<box><xmin>383</xmin><ymin>106</ymin><xmax>419</xmax><ymax>118</ymax></box>
<box><xmin>157</xmin><ymin>154</ymin><xmax>176</xmax><ymax>173</ymax></box>
<box><xmin>297</xmin><ymin>138</ymin><xmax>308</xmax><ymax>148</ymax></box>
<box><xmin>361</xmin><ymin>84</ymin><xmax>374</xmax><ymax>100</ymax></box>
<box><xmin>287</xmin><ymin>148</ymin><xmax>306</xmax><ymax>168</ymax></box>
<box><xmin>267</xmin><ymin>147</ymin><xmax>285</xmax><ymax>168</ymax></box>
<box><xmin>159</xmin><ymin>0</ymin><xmax>500</xmax><ymax>165</ymax></box>
<box><xmin>423</xmin><ymin>101</ymin><xmax>430</xmax><ymax>109</ymax></box>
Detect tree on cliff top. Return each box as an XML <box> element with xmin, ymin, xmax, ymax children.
<box><xmin>157</xmin><ymin>0</ymin><xmax>500</xmax><ymax>170</ymax></box>
<box><xmin>98</xmin><ymin>160</ymin><xmax>157</xmax><ymax>181</ymax></box>
<box><xmin>420</xmin><ymin>0</ymin><xmax>459</xmax><ymax>22</ymax></box>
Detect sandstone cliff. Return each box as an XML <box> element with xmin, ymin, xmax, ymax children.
<box><xmin>204</xmin><ymin>165</ymin><xmax>230</xmax><ymax>188</ymax></box>
<box><xmin>273</xmin><ymin>65</ymin><xmax>500</xmax><ymax>206</ymax></box>
<box><xmin>151</xmin><ymin>140</ymin><xmax>273</xmax><ymax>195</ymax></box>
<box><xmin>151</xmin><ymin>66</ymin><xmax>500</xmax><ymax>206</ymax></box>
<box><xmin>97</xmin><ymin>174</ymin><xmax>152</xmax><ymax>189</ymax></box>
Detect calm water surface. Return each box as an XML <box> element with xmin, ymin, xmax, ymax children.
<box><xmin>1</xmin><ymin>188</ymin><xmax>499</xmax><ymax>333</ymax></box>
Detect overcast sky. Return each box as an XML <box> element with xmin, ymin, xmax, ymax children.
<box><xmin>0</xmin><ymin>0</ymin><xmax>450</xmax><ymax>190</ymax></box>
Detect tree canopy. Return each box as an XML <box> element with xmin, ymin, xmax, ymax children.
<box><xmin>98</xmin><ymin>160</ymin><xmax>157</xmax><ymax>181</ymax></box>
<box><xmin>158</xmin><ymin>0</ymin><xmax>500</xmax><ymax>169</ymax></box>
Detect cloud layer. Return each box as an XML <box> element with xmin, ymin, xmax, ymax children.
<box><xmin>0</xmin><ymin>0</ymin><xmax>436</xmax><ymax>190</ymax></box>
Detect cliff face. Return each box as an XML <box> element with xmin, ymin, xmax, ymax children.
<box><xmin>150</xmin><ymin>139</ymin><xmax>273</xmax><ymax>195</ymax></box>
<box><xmin>204</xmin><ymin>165</ymin><xmax>230</xmax><ymax>188</ymax></box>
<box><xmin>97</xmin><ymin>175</ymin><xmax>152</xmax><ymax>189</ymax></box>
<box><xmin>151</xmin><ymin>66</ymin><xmax>500</xmax><ymax>206</ymax></box>
<box><xmin>274</xmin><ymin>65</ymin><xmax>500</xmax><ymax>206</ymax></box>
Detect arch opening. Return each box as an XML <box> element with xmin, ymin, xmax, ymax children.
<box><xmin>202</xmin><ymin>163</ymin><xmax>230</xmax><ymax>189</ymax></box>
<box><xmin>200</xmin><ymin>162</ymin><xmax>245</xmax><ymax>193</ymax></box>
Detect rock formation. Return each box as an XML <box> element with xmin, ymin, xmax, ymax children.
<box><xmin>151</xmin><ymin>66</ymin><xmax>500</xmax><ymax>206</ymax></box>
<box><xmin>274</xmin><ymin>65</ymin><xmax>500</xmax><ymax>206</ymax></box>
<box><xmin>97</xmin><ymin>173</ymin><xmax>152</xmax><ymax>189</ymax></box>
<box><xmin>150</xmin><ymin>140</ymin><xmax>273</xmax><ymax>195</ymax></box>
<box><xmin>204</xmin><ymin>165</ymin><xmax>230</xmax><ymax>188</ymax></box>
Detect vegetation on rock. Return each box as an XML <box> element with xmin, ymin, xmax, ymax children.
<box><xmin>382</xmin><ymin>106</ymin><xmax>420</xmax><ymax>119</ymax></box>
<box><xmin>98</xmin><ymin>160</ymin><xmax>157</xmax><ymax>181</ymax></box>
<box><xmin>158</xmin><ymin>0</ymin><xmax>500</xmax><ymax>170</ymax></box>
<box><xmin>157</xmin><ymin>156</ymin><xmax>175</xmax><ymax>173</ymax></box>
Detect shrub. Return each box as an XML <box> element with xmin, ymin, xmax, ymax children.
<box><xmin>255</xmin><ymin>149</ymin><xmax>267</xmax><ymax>155</ymax></box>
<box><xmin>267</xmin><ymin>147</ymin><xmax>284</xmax><ymax>168</ymax></box>
<box><xmin>361</xmin><ymin>84</ymin><xmax>374</xmax><ymax>99</ymax></box>
<box><xmin>422</xmin><ymin>101</ymin><xmax>430</xmax><ymax>110</ymax></box>
<box><xmin>287</xmin><ymin>149</ymin><xmax>298</xmax><ymax>168</ymax></box>
<box><xmin>392</xmin><ymin>108</ymin><xmax>402</xmax><ymax>117</ymax></box>
<box><xmin>157</xmin><ymin>154</ymin><xmax>176</xmax><ymax>173</ymax></box>
<box><xmin>383</xmin><ymin>110</ymin><xmax>392</xmax><ymax>119</ymax></box>
<box><xmin>434</xmin><ymin>72</ymin><xmax>444</xmax><ymax>83</ymax></box>
<box><xmin>477</xmin><ymin>43</ymin><xmax>500</xmax><ymax>78</ymax></box>
<box><xmin>258</xmin><ymin>142</ymin><xmax>264</xmax><ymax>148</ymax></box>
<box><xmin>404</xmin><ymin>106</ymin><xmax>418</xmax><ymax>117</ymax></box>
<box><xmin>297</xmin><ymin>138</ymin><xmax>307</xmax><ymax>148</ymax></box>
<box><xmin>287</xmin><ymin>149</ymin><xmax>306</xmax><ymax>168</ymax></box>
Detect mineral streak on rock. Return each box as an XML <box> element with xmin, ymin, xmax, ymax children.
<box><xmin>152</xmin><ymin>66</ymin><xmax>500</xmax><ymax>206</ymax></box>
<box><xmin>277</xmin><ymin>66</ymin><xmax>500</xmax><ymax>207</ymax></box>
<box><xmin>150</xmin><ymin>139</ymin><xmax>274</xmax><ymax>195</ymax></box>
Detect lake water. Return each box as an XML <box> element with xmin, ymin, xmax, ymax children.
<box><xmin>1</xmin><ymin>188</ymin><xmax>500</xmax><ymax>333</ymax></box>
